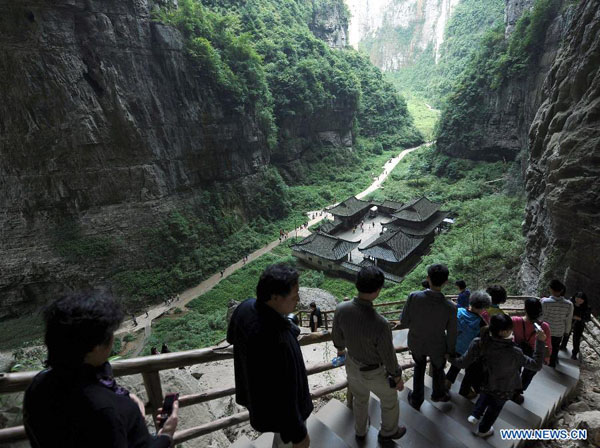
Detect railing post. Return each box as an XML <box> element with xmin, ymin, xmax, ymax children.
<box><xmin>142</xmin><ymin>371</ymin><xmax>164</xmax><ymax>429</ymax></box>
<box><xmin>324</xmin><ymin>312</ymin><xmax>329</xmax><ymax>330</ymax></box>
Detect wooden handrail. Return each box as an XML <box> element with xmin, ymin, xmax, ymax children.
<box><xmin>0</xmin><ymin>332</ymin><xmax>333</xmax><ymax>395</ymax></box>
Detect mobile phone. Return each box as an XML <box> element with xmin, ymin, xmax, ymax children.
<box><xmin>388</xmin><ymin>375</ymin><xmax>397</xmax><ymax>388</ymax></box>
<box><xmin>159</xmin><ymin>393</ymin><xmax>179</xmax><ymax>428</ymax></box>
<box><xmin>533</xmin><ymin>323</ymin><xmax>542</xmax><ymax>332</ymax></box>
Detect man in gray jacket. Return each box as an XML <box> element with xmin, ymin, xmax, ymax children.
<box><xmin>401</xmin><ymin>264</ymin><xmax>457</xmax><ymax>410</ymax></box>
<box><xmin>333</xmin><ymin>266</ymin><xmax>406</xmax><ymax>442</ymax></box>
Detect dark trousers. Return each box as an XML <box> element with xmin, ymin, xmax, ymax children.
<box><xmin>459</xmin><ymin>360</ymin><xmax>484</xmax><ymax>397</ymax></box>
<box><xmin>564</xmin><ymin>321</ymin><xmax>585</xmax><ymax>356</ymax></box>
<box><xmin>520</xmin><ymin>367</ymin><xmax>537</xmax><ymax>392</ymax></box>
<box><xmin>472</xmin><ymin>392</ymin><xmax>506</xmax><ymax>433</ymax></box>
<box><xmin>412</xmin><ymin>354</ymin><xmax>446</xmax><ymax>405</ymax></box>
<box><xmin>446</xmin><ymin>365</ymin><xmax>460</xmax><ymax>383</ymax></box>
<box><xmin>549</xmin><ymin>336</ymin><xmax>563</xmax><ymax>367</ymax></box>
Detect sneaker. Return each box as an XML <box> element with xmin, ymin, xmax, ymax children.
<box><xmin>467</xmin><ymin>415</ymin><xmax>479</xmax><ymax>425</ymax></box>
<box><xmin>475</xmin><ymin>426</ymin><xmax>494</xmax><ymax>438</ymax></box>
<box><xmin>571</xmin><ymin>353</ymin><xmax>579</xmax><ymax>360</ymax></box>
<box><xmin>377</xmin><ymin>426</ymin><xmax>407</xmax><ymax>442</ymax></box>
<box><xmin>431</xmin><ymin>393</ymin><xmax>451</xmax><ymax>403</ymax></box>
<box><xmin>407</xmin><ymin>391</ymin><xmax>421</xmax><ymax>411</ymax></box>
<box><xmin>511</xmin><ymin>393</ymin><xmax>524</xmax><ymax>405</ymax></box>
<box><xmin>355</xmin><ymin>433</ymin><xmax>366</xmax><ymax>441</ymax></box>
<box><xmin>465</xmin><ymin>389</ymin><xmax>478</xmax><ymax>400</ymax></box>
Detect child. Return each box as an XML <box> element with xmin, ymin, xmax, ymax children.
<box><xmin>455</xmin><ymin>280</ymin><xmax>470</xmax><ymax>308</ymax></box>
<box><xmin>446</xmin><ymin>291</ymin><xmax>491</xmax><ymax>398</ymax></box>
<box><xmin>542</xmin><ymin>279</ymin><xmax>574</xmax><ymax>367</ymax></box>
<box><xmin>561</xmin><ymin>291</ymin><xmax>590</xmax><ymax>360</ymax></box>
<box><xmin>450</xmin><ymin>314</ymin><xmax>546</xmax><ymax>437</ymax></box>
<box><xmin>482</xmin><ymin>285</ymin><xmax>507</xmax><ymax>322</ymax></box>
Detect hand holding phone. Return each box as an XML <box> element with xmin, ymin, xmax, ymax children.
<box><xmin>158</xmin><ymin>393</ymin><xmax>179</xmax><ymax>428</ymax></box>
<box><xmin>533</xmin><ymin>322</ymin><xmax>542</xmax><ymax>332</ymax></box>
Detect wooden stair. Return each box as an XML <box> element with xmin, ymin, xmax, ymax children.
<box><xmin>230</xmin><ymin>351</ymin><xmax>579</xmax><ymax>447</ymax></box>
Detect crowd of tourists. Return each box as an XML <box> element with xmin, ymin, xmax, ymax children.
<box><xmin>22</xmin><ymin>263</ymin><xmax>590</xmax><ymax>447</ymax></box>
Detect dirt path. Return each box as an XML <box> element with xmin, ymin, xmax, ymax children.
<box><xmin>116</xmin><ymin>141</ymin><xmax>431</xmax><ymax>335</ymax></box>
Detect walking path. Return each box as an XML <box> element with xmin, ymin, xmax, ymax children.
<box><xmin>116</xmin><ymin>141</ymin><xmax>431</xmax><ymax>336</ymax></box>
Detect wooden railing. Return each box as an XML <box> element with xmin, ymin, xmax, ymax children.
<box><xmin>0</xmin><ymin>295</ymin><xmax>541</xmax><ymax>446</ymax></box>
<box><xmin>0</xmin><ymin>331</ymin><xmax>411</xmax><ymax>445</ymax></box>
<box><xmin>296</xmin><ymin>296</ymin><xmax>531</xmax><ymax>328</ymax></box>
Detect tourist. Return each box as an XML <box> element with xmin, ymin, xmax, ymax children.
<box><xmin>482</xmin><ymin>285</ymin><xmax>507</xmax><ymax>323</ymax></box>
<box><xmin>449</xmin><ymin>314</ymin><xmax>545</xmax><ymax>438</ymax></box>
<box><xmin>220</xmin><ymin>270</ymin><xmax>224</xmax><ymax>277</ymax></box>
<box><xmin>445</xmin><ymin>291</ymin><xmax>490</xmax><ymax>396</ymax></box>
<box><xmin>420</xmin><ymin>279</ymin><xmax>429</xmax><ymax>290</ymax></box>
<box><xmin>511</xmin><ymin>298</ymin><xmax>552</xmax><ymax>404</ymax></box>
<box><xmin>151</xmin><ymin>347</ymin><xmax>159</xmax><ymax>355</ymax></box>
<box><xmin>401</xmin><ymin>264</ymin><xmax>457</xmax><ymax>410</ymax></box>
<box><xmin>561</xmin><ymin>291</ymin><xmax>590</xmax><ymax>360</ymax></box>
<box><xmin>309</xmin><ymin>302</ymin><xmax>322</xmax><ymax>333</ymax></box>
<box><xmin>227</xmin><ymin>264</ymin><xmax>312</xmax><ymax>448</ymax></box>
<box><xmin>161</xmin><ymin>343</ymin><xmax>170</xmax><ymax>354</ymax></box>
<box><xmin>542</xmin><ymin>279</ymin><xmax>574</xmax><ymax>367</ymax></box>
<box><xmin>332</xmin><ymin>266</ymin><xmax>406</xmax><ymax>442</ymax></box>
<box><xmin>455</xmin><ymin>280</ymin><xmax>470</xmax><ymax>308</ymax></box>
<box><xmin>23</xmin><ymin>292</ymin><xmax>178</xmax><ymax>447</ymax></box>
<box><xmin>131</xmin><ymin>313</ymin><xmax>138</xmax><ymax>327</ymax></box>
<box><xmin>145</xmin><ymin>310</ymin><xmax>149</xmax><ymax>318</ymax></box>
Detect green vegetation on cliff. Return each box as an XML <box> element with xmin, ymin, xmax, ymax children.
<box><xmin>437</xmin><ymin>0</ymin><xmax>561</xmax><ymax>152</ymax></box>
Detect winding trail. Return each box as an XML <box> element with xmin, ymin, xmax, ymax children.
<box><xmin>115</xmin><ymin>141</ymin><xmax>432</xmax><ymax>336</ymax></box>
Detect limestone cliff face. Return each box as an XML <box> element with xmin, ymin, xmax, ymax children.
<box><xmin>0</xmin><ymin>0</ymin><xmax>354</xmax><ymax>318</ymax></box>
<box><xmin>504</xmin><ymin>0</ymin><xmax>535</xmax><ymax>35</ymax></box>
<box><xmin>309</xmin><ymin>0</ymin><xmax>349</xmax><ymax>49</ymax></box>
<box><xmin>344</xmin><ymin>0</ymin><xmax>459</xmax><ymax>70</ymax></box>
<box><xmin>520</xmin><ymin>0</ymin><xmax>600</xmax><ymax>307</ymax></box>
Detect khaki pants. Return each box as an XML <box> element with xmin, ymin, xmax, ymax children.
<box><xmin>345</xmin><ymin>356</ymin><xmax>400</xmax><ymax>437</ymax></box>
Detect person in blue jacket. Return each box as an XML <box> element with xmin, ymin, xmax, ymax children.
<box><xmin>455</xmin><ymin>280</ymin><xmax>471</xmax><ymax>308</ymax></box>
<box><xmin>446</xmin><ymin>291</ymin><xmax>490</xmax><ymax>396</ymax></box>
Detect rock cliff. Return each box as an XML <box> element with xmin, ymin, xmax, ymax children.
<box><xmin>344</xmin><ymin>0</ymin><xmax>460</xmax><ymax>70</ymax></box>
<box><xmin>0</xmin><ymin>0</ymin><xmax>360</xmax><ymax>318</ymax></box>
<box><xmin>521</xmin><ymin>0</ymin><xmax>600</xmax><ymax>307</ymax></box>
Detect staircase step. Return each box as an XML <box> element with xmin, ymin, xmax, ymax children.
<box><xmin>448</xmin><ymin>371</ymin><xmax>542</xmax><ymax>430</ymax></box>
<box><xmin>403</xmin><ymin>377</ymin><xmax>495</xmax><ymax>448</ymax></box>
<box><xmin>370</xmin><ymin>391</ymin><xmax>468</xmax><ymax>448</ymax></box>
<box><xmin>315</xmin><ymin>399</ymin><xmax>387</xmax><ymax>447</ymax></box>
<box><xmin>230</xmin><ymin>435</ymin><xmax>254</xmax><ymax>448</ymax></box>
<box><xmin>521</xmin><ymin>370</ymin><xmax>566</xmax><ymax>424</ymax></box>
<box><xmin>252</xmin><ymin>416</ymin><xmax>348</xmax><ymax>448</ymax></box>
<box><xmin>422</xmin><ymin>376</ymin><xmax>517</xmax><ymax>448</ymax></box>
<box><xmin>555</xmin><ymin>351</ymin><xmax>581</xmax><ymax>380</ymax></box>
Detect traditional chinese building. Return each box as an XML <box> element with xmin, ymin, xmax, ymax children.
<box><xmin>291</xmin><ymin>232</ymin><xmax>361</xmax><ymax>270</ymax></box>
<box><xmin>328</xmin><ymin>196</ymin><xmax>372</xmax><ymax>230</ymax></box>
<box><xmin>382</xmin><ymin>197</ymin><xmax>449</xmax><ymax>243</ymax></box>
<box><xmin>358</xmin><ymin>230</ymin><xmax>426</xmax><ymax>276</ymax></box>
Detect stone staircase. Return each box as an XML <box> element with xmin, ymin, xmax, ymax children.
<box><xmin>231</xmin><ymin>348</ymin><xmax>579</xmax><ymax>447</ymax></box>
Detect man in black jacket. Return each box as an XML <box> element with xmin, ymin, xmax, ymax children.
<box><xmin>227</xmin><ymin>264</ymin><xmax>312</xmax><ymax>447</ymax></box>
<box><xmin>401</xmin><ymin>263</ymin><xmax>457</xmax><ymax>410</ymax></box>
<box><xmin>24</xmin><ymin>292</ymin><xmax>178</xmax><ymax>448</ymax></box>
<box><xmin>309</xmin><ymin>302</ymin><xmax>322</xmax><ymax>332</ymax></box>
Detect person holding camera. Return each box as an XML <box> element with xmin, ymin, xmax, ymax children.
<box><xmin>23</xmin><ymin>292</ymin><xmax>178</xmax><ymax>448</ymax></box>
<box><xmin>332</xmin><ymin>266</ymin><xmax>406</xmax><ymax>443</ymax></box>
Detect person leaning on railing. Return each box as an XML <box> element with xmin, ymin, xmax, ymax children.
<box><xmin>23</xmin><ymin>292</ymin><xmax>178</xmax><ymax>448</ymax></box>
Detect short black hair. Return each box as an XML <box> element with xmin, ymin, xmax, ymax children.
<box><xmin>489</xmin><ymin>313</ymin><xmax>513</xmax><ymax>338</ymax></box>
<box><xmin>455</xmin><ymin>280</ymin><xmax>467</xmax><ymax>289</ymax></box>
<box><xmin>469</xmin><ymin>290</ymin><xmax>491</xmax><ymax>310</ymax></box>
<box><xmin>524</xmin><ymin>298</ymin><xmax>543</xmax><ymax>320</ymax></box>
<box><xmin>486</xmin><ymin>285</ymin><xmax>507</xmax><ymax>305</ymax></box>
<box><xmin>356</xmin><ymin>266</ymin><xmax>385</xmax><ymax>293</ymax></box>
<box><xmin>256</xmin><ymin>264</ymin><xmax>299</xmax><ymax>303</ymax></box>
<box><xmin>421</xmin><ymin>279</ymin><xmax>430</xmax><ymax>289</ymax></box>
<box><xmin>44</xmin><ymin>292</ymin><xmax>124</xmax><ymax>368</ymax></box>
<box><xmin>549</xmin><ymin>279</ymin><xmax>566</xmax><ymax>295</ymax></box>
<box><xmin>309</xmin><ymin>302</ymin><xmax>316</xmax><ymax>308</ymax></box>
<box><xmin>427</xmin><ymin>264</ymin><xmax>449</xmax><ymax>287</ymax></box>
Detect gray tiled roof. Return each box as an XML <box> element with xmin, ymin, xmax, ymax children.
<box><xmin>379</xmin><ymin>199</ymin><xmax>404</xmax><ymax>212</ymax></box>
<box><xmin>328</xmin><ymin>196</ymin><xmax>371</xmax><ymax>218</ymax></box>
<box><xmin>340</xmin><ymin>262</ymin><xmax>403</xmax><ymax>283</ymax></box>
<box><xmin>385</xmin><ymin>211</ymin><xmax>449</xmax><ymax>236</ymax></box>
<box><xmin>359</xmin><ymin>230</ymin><xmax>424</xmax><ymax>263</ymax></box>
<box><xmin>391</xmin><ymin>197</ymin><xmax>440</xmax><ymax>222</ymax></box>
<box><xmin>292</xmin><ymin>232</ymin><xmax>361</xmax><ymax>261</ymax></box>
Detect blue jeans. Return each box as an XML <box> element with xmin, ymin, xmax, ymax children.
<box><xmin>472</xmin><ymin>392</ymin><xmax>506</xmax><ymax>433</ymax></box>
